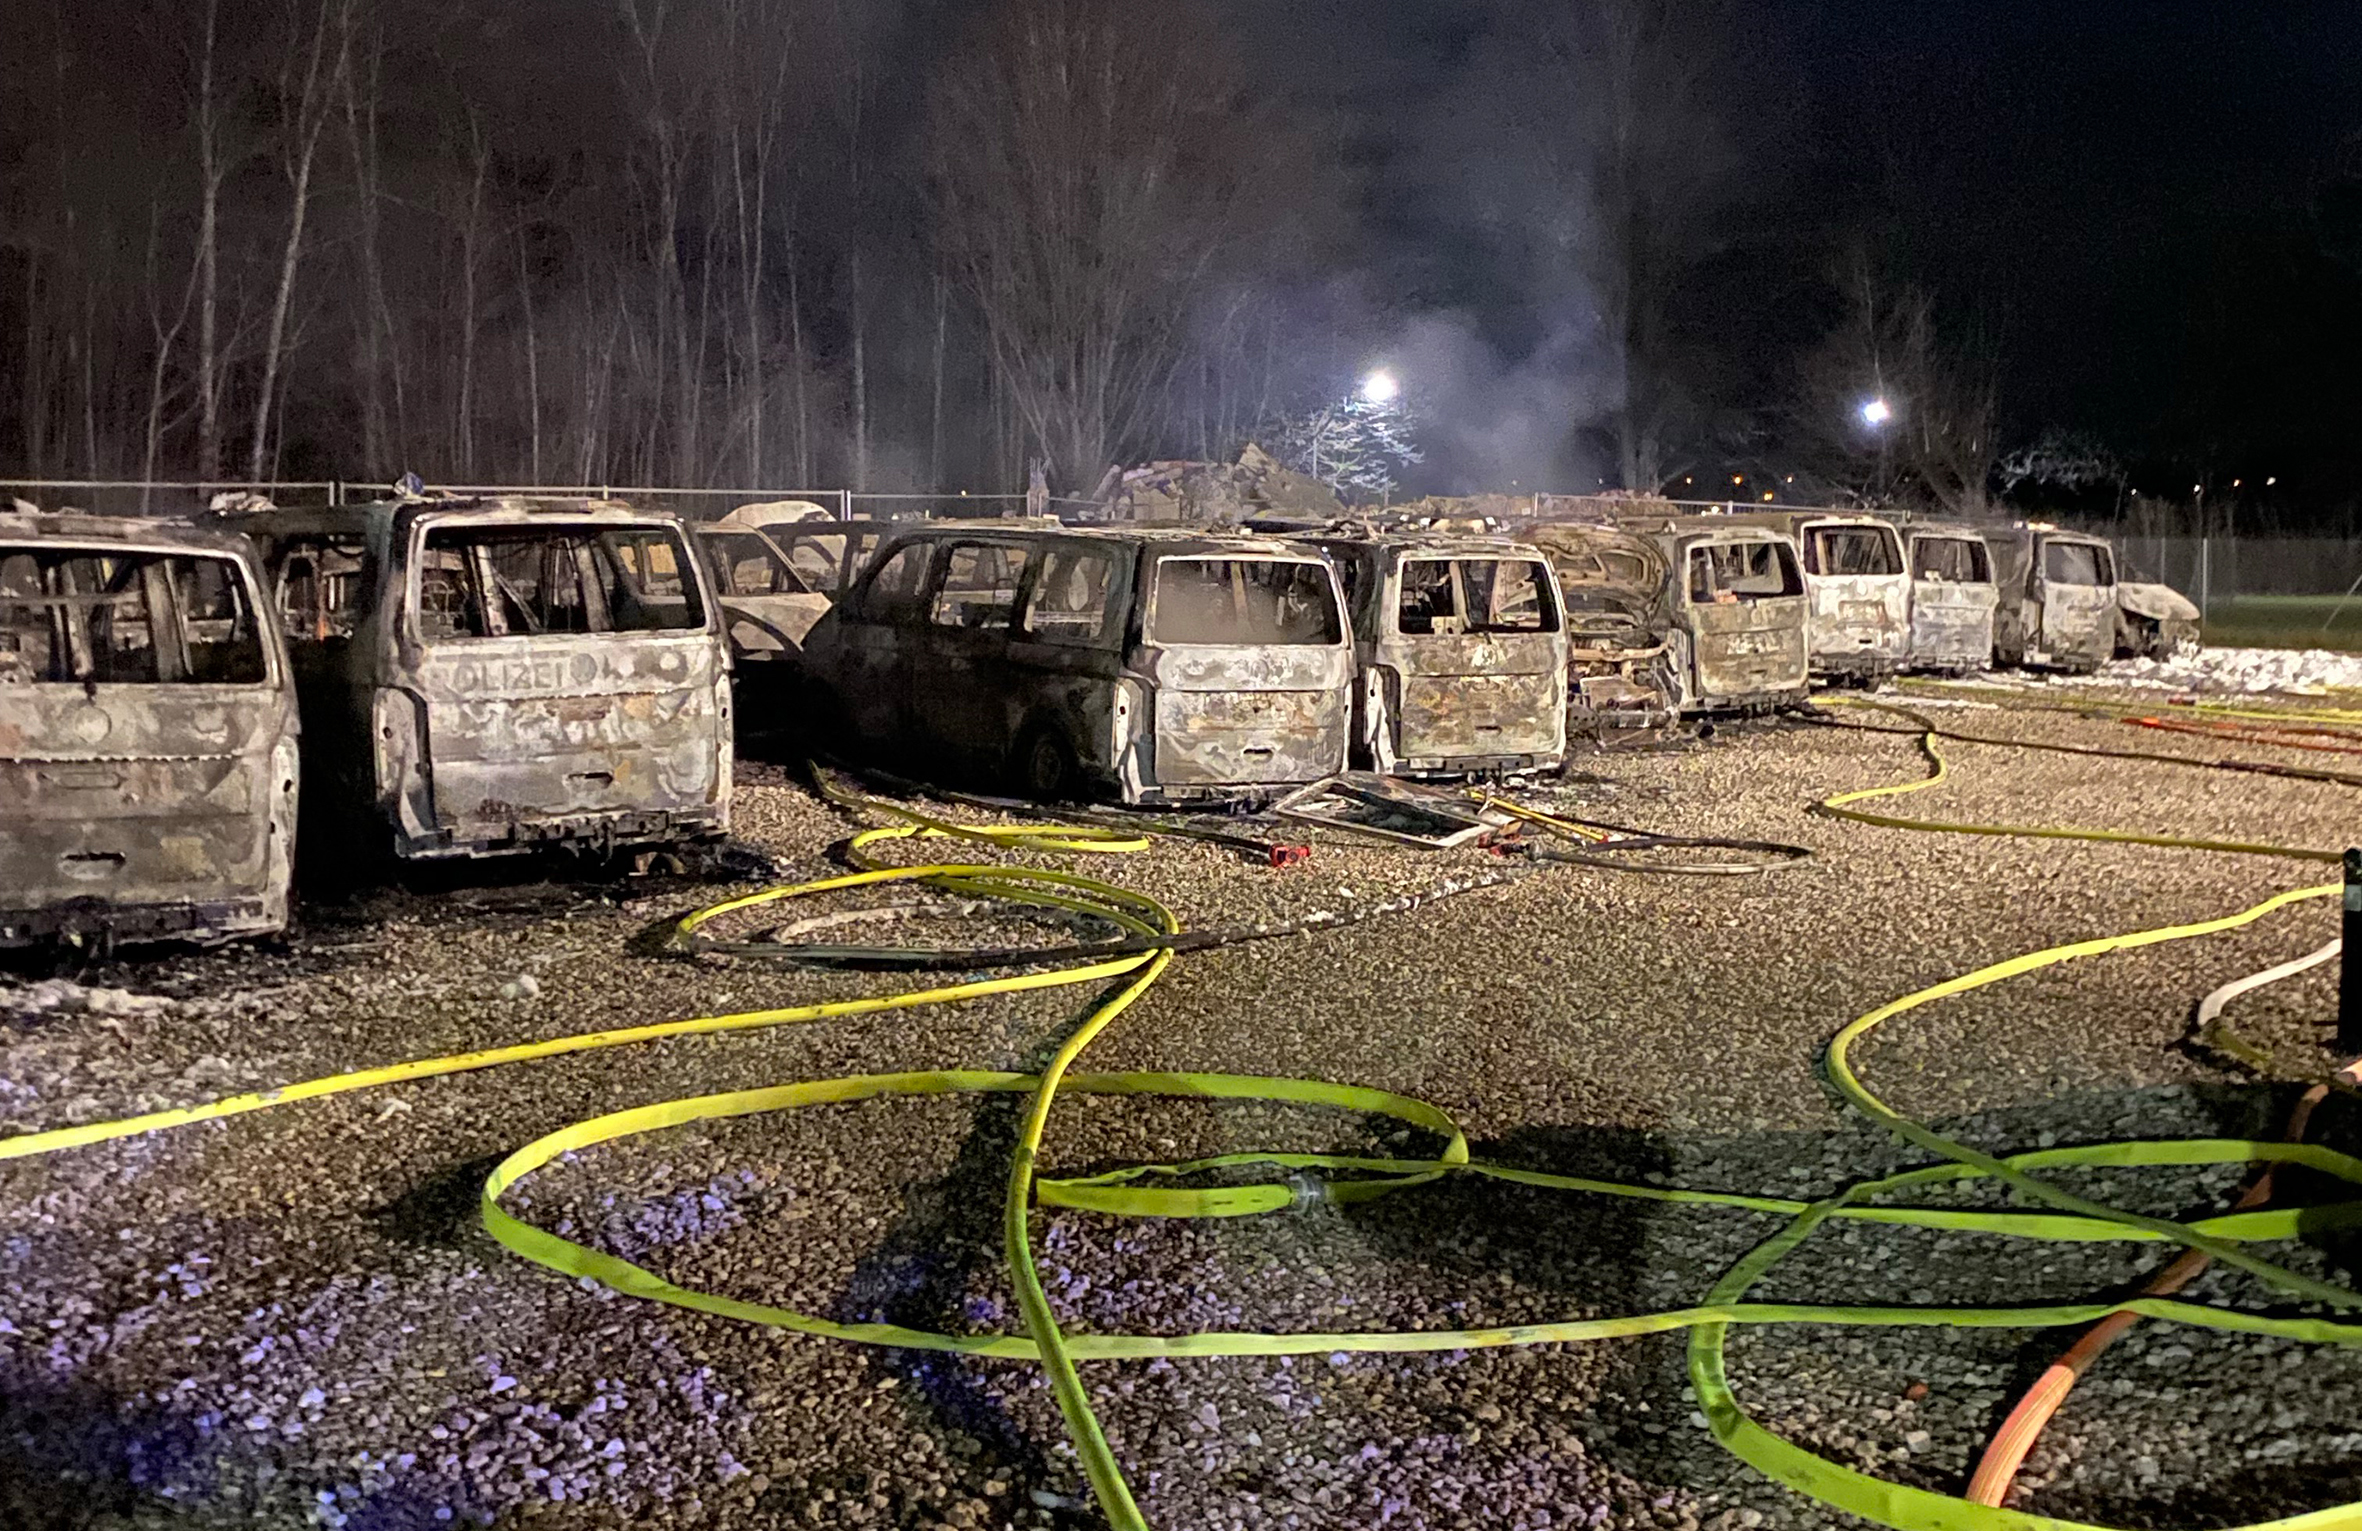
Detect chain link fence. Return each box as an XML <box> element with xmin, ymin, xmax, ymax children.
<box><xmin>9</xmin><ymin>480</ymin><xmax>2362</xmax><ymax>649</ymax></box>
<box><xmin>2110</xmin><ymin>533</ymin><xmax>2362</xmax><ymax>650</ymax></box>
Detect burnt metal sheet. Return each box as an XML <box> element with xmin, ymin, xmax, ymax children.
<box><xmin>1805</xmin><ymin>571</ymin><xmax>1910</xmax><ymax>674</ymax></box>
<box><xmin>1394</xmin><ymin>668</ymin><xmax>1563</xmax><ymax>761</ymax></box>
<box><xmin>1690</xmin><ymin>598</ymin><xmax>1812</xmax><ymax>700</ymax></box>
<box><xmin>1273</xmin><ymin>772</ymin><xmax>1501</xmax><ymax>848</ymax></box>
<box><xmin>1151</xmin><ymin>684</ymin><xmax>1346</xmax><ymax>788</ymax></box>
<box><xmin>1906</xmin><ymin>580</ymin><xmax>1997</xmax><ymax>672</ymax></box>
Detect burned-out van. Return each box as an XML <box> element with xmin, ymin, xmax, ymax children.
<box><xmin>1304</xmin><ymin>532</ymin><xmax>1567</xmax><ymax>776</ymax></box>
<box><xmin>1629</xmin><ymin>518</ymin><xmax>1811</xmax><ymax>714</ymax></box>
<box><xmin>224</xmin><ymin>497</ymin><xmax>731</xmax><ymax>864</ymax></box>
<box><xmin>1902</xmin><ymin>521</ymin><xmax>1999</xmax><ymax>674</ymax></box>
<box><xmin>1719</xmin><ymin>512</ymin><xmax>1910</xmax><ymax>683</ymax></box>
<box><xmin>799</xmin><ymin>525</ymin><xmax>1353</xmax><ymax>803</ymax></box>
<box><xmin>1987</xmin><ymin>524</ymin><xmax>2116</xmax><ymax>672</ymax></box>
<box><xmin>0</xmin><ymin>508</ymin><xmax>298</xmax><ymax>946</ymax></box>
<box><xmin>1514</xmin><ymin>521</ymin><xmax>1678</xmax><ymax>727</ymax></box>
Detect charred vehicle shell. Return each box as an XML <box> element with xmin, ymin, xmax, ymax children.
<box><xmin>798</xmin><ymin>526</ymin><xmax>1353</xmax><ymax>803</ymax></box>
<box><xmin>1988</xmin><ymin>524</ymin><xmax>2116</xmax><ymax>672</ymax></box>
<box><xmin>1902</xmin><ymin>522</ymin><xmax>2000</xmax><ymax>674</ymax></box>
<box><xmin>0</xmin><ymin>508</ymin><xmax>298</xmax><ymax>947</ymax></box>
<box><xmin>1627</xmin><ymin>518</ymin><xmax>1811</xmax><ymax>714</ymax></box>
<box><xmin>1514</xmin><ymin>521</ymin><xmax>1676</xmax><ymax>728</ymax></box>
<box><xmin>224</xmin><ymin>498</ymin><xmax>731</xmax><ymax>862</ymax></box>
<box><xmin>1305</xmin><ymin>532</ymin><xmax>1568</xmax><ymax>776</ymax></box>
<box><xmin>1719</xmin><ymin>512</ymin><xmax>1910</xmax><ymax>683</ymax></box>
<box><xmin>2115</xmin><ymin>578</ymin><xmax>2201</xmax><ymax>659</ymax></box>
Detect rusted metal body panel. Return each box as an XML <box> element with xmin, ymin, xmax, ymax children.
<box><xmin>799</xmin><ymin>525</ymin><xmax>1353</xmax><ymax>804</ymax></box>
<box><xmin>0</xmin><ymin>509</ymin><xmax>297</xmax><ymax>947</ymax></box>
<box><xmin>1902</xmin><ymin>524</ymin><xmax>1999</xmax><ymax>673</ymax></box>
<box><xmin>1716</xmin><ymin>512</ymin><xmax>1909</xmax><ymax>682</ymax></box>
<box><xmin>1625</xmin><ymin>518</ymin><xmax>1811</xmax><ymax>714</ymax></box>
<box><xmin>1306</xmin><ymin>533</ymin><xmax>1567</xmax><ymax>776</ymax></box>
<box><xmin>1512</xmin><ymin>522</ymin><xmax>1675</xmax><ymax>728</ymax></box>
<box><xmin>222</xmin><ymin>497</ymin><xmax>732</xmax><ymax>861</ymax></box>
<box><xmin>1987</xmin><ymin>525</ymin><xmax>2116</xmax><ymax>673</ymax></box>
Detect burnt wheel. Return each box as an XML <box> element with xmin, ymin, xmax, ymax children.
<box><xmin>1012</xmin><ymin>724</ymin><xmax>1081</xmax><ymax>802</ymax></box>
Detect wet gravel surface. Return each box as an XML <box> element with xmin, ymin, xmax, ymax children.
<box><xmin>3</xmin><ymin>693</ymin><xmax>2359</xmax><ymax>1531</ymax></box>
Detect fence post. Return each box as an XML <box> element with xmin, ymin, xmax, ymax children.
<box><xmin>2199</xmin><ymin>534</ymin><xmax>2211</xmax><ymax>623</ymax></box>
<box><xmin>2342</xmin><ymin>848</ymin><xmax>2362</xmax><ymax>1056</ymax></box>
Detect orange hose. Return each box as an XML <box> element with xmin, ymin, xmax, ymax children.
<box><xmin>1965</xmin><ymin>1080</ymin><xmax>2338</xmax><ymax>1506</ymax></box>
<box><xmin>2125</xmin><ymin>715</ymin><xmax>2362</xmax><ymax>754</ymax></box>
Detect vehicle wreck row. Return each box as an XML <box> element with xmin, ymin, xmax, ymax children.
<box><xmin>0</xmin><ymin>486</ymin><xmax>2209</xmax><ymax>949</ymax></box>
<box><xmin>1</xmin><ymin>495</ymin><xmax>736</xmax><ymax>950</ymax></box>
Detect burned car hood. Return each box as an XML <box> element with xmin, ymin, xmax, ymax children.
<box><xmin>2117</xmin><ymin>581</ymin><xmax>2198</xmax><ymax>623</ymax></box>
<box><xmin>1515</xmin><ymin>523</ymin><xmax>1669</xmax><ymax>647</ymax></box>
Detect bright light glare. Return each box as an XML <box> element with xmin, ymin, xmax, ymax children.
<box><xmin>1860</xmin><ymin>397</ymin><xmax>1893</xmax><ymax>427</ymax></box>
<box><xmin>1360</xmin><ymin>369</ymin><xmax>1399</xmax><ymax>405</ymax></box>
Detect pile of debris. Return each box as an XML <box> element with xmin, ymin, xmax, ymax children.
<box><xmin>1087</xmin><ymin>444</ymin><xmax>1345</xmax><ymax>525</ymax></box>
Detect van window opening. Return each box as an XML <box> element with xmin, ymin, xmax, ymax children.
<box><xmin>860</xmin><ymin>540</ymin><xmax>933</xmax><ymax>618</ymax></box>
<box><xmin>2042</xmin><ymin>540</ymin><xmax>2112</xmax><ymax>585</ymax></box>
<box><xmin>1688</xmin><ymin>542</ymin><xmax>1802</xmax><ymax>603</ymax></box>
<box><xmin>414</xmin><ymin>524</ymin><xmax>705</xmax><ymax>640</ymax></box>
<box><xmin>277</xmin><ymin>538</ymin><xmax>371</xmax><ymax>642</ymax></box>
<box><xmin>701</xmin><ymin>531</ymin><xmax>812</xmax><ymax>597</ymax></box>
<box><xmin>1020</xmin><ymin>549</ymin><xmax>1116</xmax><ymax>645</ymax></box>
<box><xmin>1398</xmin><ymin>557</ymin><xmax>1558</xmax><ymax>635</ymax></box>
<box><xmin>778</xmin><ymin>531</ymin><xmax>875</xmax><ymax>591</ymax></box>
<box><xmin>930</xmin><ymin>543</ymin><xmax>1033</xmax><ymax>629</ymax></box>
<box><xmin>1808</xmin><ymin>526</ymin><xmax>1902</xmax><ymax>577</ymax></box>
<box><xmin>1911</xmin><ymin>536</ymin><xmax>1991</xmax><ymax>584</ymax></box>
<box><xmin>1150</xmin><ymin>557</ymin><xmax>1341</xmax><ymax>645</ymax></box>
<box><xmin>0</xmin><ymin>548</ymin><xmax>266</xmax><ymax>685</ymax></box>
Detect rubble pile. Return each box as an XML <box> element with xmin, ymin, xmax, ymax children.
<box><xmin>1090</xmin><ymin>443</ymin><xmax>1345</xmax><ymax>525</ymax></box>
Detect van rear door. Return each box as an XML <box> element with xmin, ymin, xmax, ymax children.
<box><xmin>2034</xmin><ymin>538</ymin><xmax>2116</xmax><ymax>668</ymax></box>
<box><xmin>1386</xmin><ymin>555</ymin><xmax>1564</xmax><ymax>763</ymax></box>
<box><xmin>1140</xmin><ymin>555</ymin><xmax>1352</xmax><ymax>788</ymax></box>
<box><xmin>0</xmin><ymin>543</ymin><xmax>294</xmax><ymax>940</ymax></box>
<box><xmin>1906</xmin><ymin>534</ymin><xmax>1998</xmax><ymax>671</ymax></box>
<box><xmin>401</xmin><ymin>518</ymin><xmax>727</xmax><ymax>852</ymax></box>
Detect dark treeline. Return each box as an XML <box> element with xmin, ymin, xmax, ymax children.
<box><xmin>10</xmin><ymin>0</ymin><xmax>2362</xmax><ymax>519</ymax></box>
<box><xmin>1</xmin><ymin>0</ymin><xmax>1353</xmax><ymax>497</ymax></box>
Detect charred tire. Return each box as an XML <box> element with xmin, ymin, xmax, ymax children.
<box><xmin>1011</xmin><ymin>723</ymin><xmax>1081</xmax><ymax>803</ymax></box>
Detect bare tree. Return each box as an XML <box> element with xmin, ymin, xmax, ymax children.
<box><xmin>1795</xmin><ymin>252</ymin><xmax>1999</xmax><ymax>515</ymax></box>
<box><xmin>1437</xmin><ymin>0</ymin><xmax>1738</xmax><ymax>493</ymax></box>
<box><xmin>245</xmin><ymin>0</ymin><xmax>343</xmax><ymax>482</ymax></box>
<box><xmin>926</xmin><ymin>0</ymin><xmax>1303</xmax><ymax>492</ymax></box>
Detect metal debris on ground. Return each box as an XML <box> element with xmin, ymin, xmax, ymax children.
<box><xmin>1272</xmin><ymin>771</ymin><xmax>1510</xmax><ymax>848</ymax></box>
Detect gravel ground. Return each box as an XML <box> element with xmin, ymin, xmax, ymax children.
<box><xmin>2</xmin><ymin>693</ymin><xmax>2358</xmax><ymax>1531</ymax></box>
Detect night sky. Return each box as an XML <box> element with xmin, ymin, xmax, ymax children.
<box><xmin>1237</xmin><ymin>0</ymin><xmax>2362</xmax><ymax>508</ymax></box>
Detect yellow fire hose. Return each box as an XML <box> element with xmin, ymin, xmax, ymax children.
<box><xmin>1</xmin><ymin>735</ymin><xmax>2358</xmax><ymax>1531</ymax></box>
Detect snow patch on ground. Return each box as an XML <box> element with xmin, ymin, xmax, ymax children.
<box><xmin>2099</xmin><ymin>645</ymin><xmax>2362</xmax><ymax>695</ymax></box>
<box><xmin>0</xmin><ymin>979</ymin><xmax>173</xmax><ymax>1022</ymax></box>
